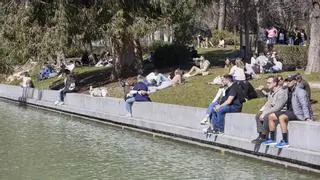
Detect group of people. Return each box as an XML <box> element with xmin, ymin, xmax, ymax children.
<box><xmin>201</xmin><ymin>72</ymin><xmax>313</xmax><ymax>149</ymax></box>
<box><xmin>37</xmin><ymin>60</ymin><xmax>76</xmax><ymax>81</ymax></box>
<box><xmin>251</xmin><ymin>74</ymin><xmax>312</xmax><ymax>148</ymax></box>
<box><xmin>124</xmin><ymin>69</ymin><xmax>183</xmax><ymax>117</ymax></box>
<box><xmin>265</xmin><ymin>26</ymin><xmax>307</xmax><ymax>51</ymax></box>
<box><xmin>80</xmin><ymin>51</ymin><xmax>114</xmax><ymax>68</ymax></box>
<box><xmin>222</xmin><ymin>51</ymin><xmax>283</xmax><ymax>82</ymax></box>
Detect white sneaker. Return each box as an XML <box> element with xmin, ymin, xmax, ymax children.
<box><xmin>54</xmin><ymin>100</ymin><xmax>60</xmax><ymax>105</ymax></box>
<box><xmin>200</xmin><ymin>116</ymin><xmax>209</xmax><ymax>125</ymax></box>
<box><xmin>125</xmin><ymin>113</ymin><xmax>132</xmax><ymax>118</ymax></box>
<box><xmin>57</xmin><ymin>101</ymin><xmax>64</xmax><ymax>106</ymax></box>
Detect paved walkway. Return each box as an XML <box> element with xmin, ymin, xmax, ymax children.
<box><xmin>310</xmin><ymin>82</ymin><xmax>320</xmax><ymax>89</ymax></box>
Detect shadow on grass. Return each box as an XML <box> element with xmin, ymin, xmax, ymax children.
<box><xmin>198</xmin><ymin>48</ymin><xmax>238</xmax><ymax>66</ymax></box>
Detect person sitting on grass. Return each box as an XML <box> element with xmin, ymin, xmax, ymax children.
<box><xmin>183</xmin><ymin>56</ymin><xmax>210</xmax><ymax>78</ymax></box>
<box><xmin>229</xmin><ymin>58</ymin><xmax>246</xmax><ymax>81</ymax></box>
<box><xmin>146</xmin><ymin>69</ymin><xmax>170</xmax><ymax>87</ymax></box>
<box><xmin>256</xmin><ymin>53</ymin><xmax>268</xmax><ymax>73</ymax></box>
<box><xmin>262</xmin><ymin>74</ymin><xmax>313</xmax><ymax>148</ymax></box>
<box><xmin>37</xmin><ymin>62</ymin><xmax>57</xmax><ymax>81</ymax></box>
<box><xmin>204</xmin><ymin>74</ymin><xmax>245</xmax><ymax>134</ymax></box>
<box><xmin>217</xmin><ymin>38</ymin><xmax>225</xmax><ymax>48</ymax></box>
<box><xmin>224</xmin><ymin>58</ymin><xmax>234</xmax><ymax>71</ymax></box>
<box><xmin>125</xmin><ymin>75</ymin><xmax>151</xmax><ymax>117</ymax></box>
<box><xmin>54</xmin><ymin>69</ymin><xmax>76</xmax><ymax>106</ymax></box>
<box><xmin>251</xmin><ymin>75</ymin><xmax>288</xmax><ymax>144</ymax></box>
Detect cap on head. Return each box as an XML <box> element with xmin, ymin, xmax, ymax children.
<box><xmin>285</xmin><ymin>74</ymin><xmax>299</xmax><ymax>82</ymax></box>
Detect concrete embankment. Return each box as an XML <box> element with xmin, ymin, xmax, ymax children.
<box><xmin>1</xmin><ymin>84</ymin><xmax>320</xmax><ymax>173</ymax></box>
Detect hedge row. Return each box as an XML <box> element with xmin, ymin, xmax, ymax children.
<box><xmin>274</xmin><ymin>45</ymin><xmax>308</xmax><ymax>69</ymax></box>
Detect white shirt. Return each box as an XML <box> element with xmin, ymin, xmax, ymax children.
<box><xmin>146</xmin><ymin>72</ymin><xmax>157</xmax><ymax>83</ymax></box>
<box><xmin>21</xmin><ymin>77</ymin><xmax>31</xmax><ymax>87</ymax></box>
<box><xmin>250</xmin><ymin>57</ymin><xmax>257</xmax><ymax>66</ymax></box>
<box><xmin>256</xmin><ymin>55</ymin><xmax>268</xmax><ymax>66</ymax></box>
<box><xmin>66</xmin><ymin>63</ymin><xmax>75</xmax><ymax>72</ymax></box>
<box><xmin>229</xmin><ymin>65</ymin><xmax>246</xmax><ymax>81</ymax></box>
<box><xmin>273</xmin><ymin>61</ymin><xmax>283</xmax><ymax>70</ymax></box>
<box><xmin>218</xmin><ymin>39</ymin><xmax>225</xmax><ymax>46</ymax></box>
<box><xmin>279</xmin><ymin>33</ymin><xmax>284</xmax><ymax>40</ymax></box>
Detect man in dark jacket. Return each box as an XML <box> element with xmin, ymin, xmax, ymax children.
<box><xmin>55</xmin><ymin>70</ymin><xmax>76</xmax><ymax>105</ymax></box>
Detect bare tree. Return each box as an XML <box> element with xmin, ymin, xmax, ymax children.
<box><xmin>218</xmin><ymin>0</ymin><xmax>226</xmax><ymax>30</ymax></box>
<box><xmin>306</xmin><ymin>0</ymin><xmax>320</xmax><ymax>73</ymax></box>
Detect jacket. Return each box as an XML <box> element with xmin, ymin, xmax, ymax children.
<box><xmin>291</xmin><ymin>84</ymin><xmax>313</xmax><ymax>120</ymax></box>
<box><xmin>261</xmin><ymin>87</ymin><xmax>288</xmax><ymax>115</ymax></box>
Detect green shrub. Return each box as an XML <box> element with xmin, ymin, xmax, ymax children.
<box><xmin>274</xmin><ymin>45</ymin><xmax>308</xmax><ymax>68</ymax></box>
<box><xmin>148</xmin><ymin>40</ymin><xmax>170</xmax><ymax>53</ymax></box>
<box><xmin>211</xmin><ymin>30</ymin><xmax>239</xmax><ymax>46</ymax></box>
<box><xmin>154</xmin><ymin>43</ymin><xmax>191</xmax><ymax>68</ymax></box>
<box><xmin>65</xmin><ymin>45</ymin><xmax>85</xmax><ymax>58</ymax></box>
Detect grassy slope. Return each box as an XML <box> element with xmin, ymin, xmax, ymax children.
<box><xmin>30</xmin><ymin>66</ymin><xmax>110</xmax><ymax>89</ymax></box>
<box><xmin>105</xmin><ymin>47</ymin><xmax>320</xmax><ymax>120</ymax></box>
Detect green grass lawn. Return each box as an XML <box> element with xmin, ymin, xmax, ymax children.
<box><xmin>197</xmin><ymin>46</ymin><xmax>238</xmax><ymax>66</ymax></box>
<box><xmin>30</xmin><ymin>66</ymin><xmax>110</xmax><ymax>89</ymax></box>
<box><xmin>105</xmin><ymin>47</ymin><xmax>320</xmax><ymax>120</ymax></box>
<box><xmin>105</xmin><ymin>68</ymin><xmax>320</xmax><ymax>120</ymax></box>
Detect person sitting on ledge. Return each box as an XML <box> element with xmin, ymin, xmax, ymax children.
<box><xmin>204</xmin><ymin>74</ymin><xmax>245</xmax><ymax>134</ymax></box>
<box><xmin>125</xmin><ymin>75</ymin><xmax>151</xmax><ymax>117</ymax></box>
<box><xmin>54</xmin><ymin>69</ymin><xmax>76</xmax><ymax>106</ymax></box>
<box><xmin>251</xmin><ymin>75</ymin><xmax>288</xmax><ymax>144</ymax></box>
<box><xmin>263</xmin><ymin>74</ymin><xmax>313</xmax><ymax>148</ymax></box>
<box><xmin>200</xmin><ymin>84</ymin><xmax>227</xmax><ymax>125</ymax></box>
<box><xmin>183</xmin><ymin>56</ymin><xmax>210</xmax><ymax>78</ymax></box>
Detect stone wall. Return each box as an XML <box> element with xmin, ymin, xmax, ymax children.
<box><xmin>0</xmin><ymin>84</ymin><xmax>319</xmax><ymax>172</ymax></box>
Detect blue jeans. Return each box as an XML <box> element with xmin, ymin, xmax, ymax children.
<box><xmin>288</xmin><ymin>37</ymin><xmax>294</xmax><ymax>45</ymax></box>
<box><xmin>125</xmin><ymin>97</ymin><xmax>136</xmax><ymax>114</ymax></box>
<box><xmin>206</xmin><ymin>101</ymin><xmax>219</xmax><ymax>116</ymax></box>
<box><xmin>211</xmin><ymin>105</ymin><xmax>238</xmax><ymax>131</ymax></box>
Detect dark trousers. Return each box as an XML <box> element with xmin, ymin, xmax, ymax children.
<box><xmin>255</xmin><ymin>111</ymin><xmax>270</xmax><ymax>135</ymax></box>
<box><xmin>59</xmin><ymin>89</ymin><xmax>72</xmax><ymax>102</ymax></box>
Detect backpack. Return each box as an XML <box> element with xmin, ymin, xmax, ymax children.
<box><xmin>236</xmin><ymin>83</ymin><xmax>246</xmax><ymax>103</ymax></box>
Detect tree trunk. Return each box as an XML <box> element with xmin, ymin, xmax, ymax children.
<box><xmin>134</xmin><ymin>38</ymin><xmax>143</xmax><ymax>75</ymax></box>
<box><xmin>212</xmin><ymin>1</ymin><xmax>219</xmax><ymax>29</ymax></box>
<box><xmin>111</xmin><ymin>39</ymin><xmax>125</xmax><ymax>81</ymax></box>
<box><xmin>255</xmin><ymin>0</ymin><xmax>265</xmax><ymax>53</ymax></box>
<box><xmin>55</xmin><ymin>50</ymin><xmax>65</xmax><ymax>68</ymax></box>
<box><xmin>306</xmin><ymin>1</ymin><xmax>320</xmax><ymax>73</ymax></box>
<box><xmin>218</xmin><ymin>0</ymin><xmax>226</xmax><ymax>31</ymax></box>
<box><xmin>244</xmin><ymin>2</ymin><xmax>251</xmax><ymax>62</ymax></box>
<box><xmin>239</xmin><ymin>25</ymin><xmax>244</xmax><ymax>58</ymax></box>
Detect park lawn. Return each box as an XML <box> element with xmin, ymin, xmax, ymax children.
<box><xmin>197</xmin><ymin>46</ymin><xmax>238</xmax><ymax>65</ymax></box>
<box><xmin>105</xmin><ymin>47</ymin><xmax>320</xmax><ymax>120</ymax></box>
<box><xmin>30</xmin><ymin>66</ymin><xmax>110</xmax><ymax>89</ymax></box>
<box><xmin>106</xmin><ymin>68</ymin><xmax>320</xmax><ymax>120</ymax></box>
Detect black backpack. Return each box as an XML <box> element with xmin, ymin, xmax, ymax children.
<box><xmin>236</xmin><ymin>83</ymin><xmax>246</xmax><ymax>104</ymax></box>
